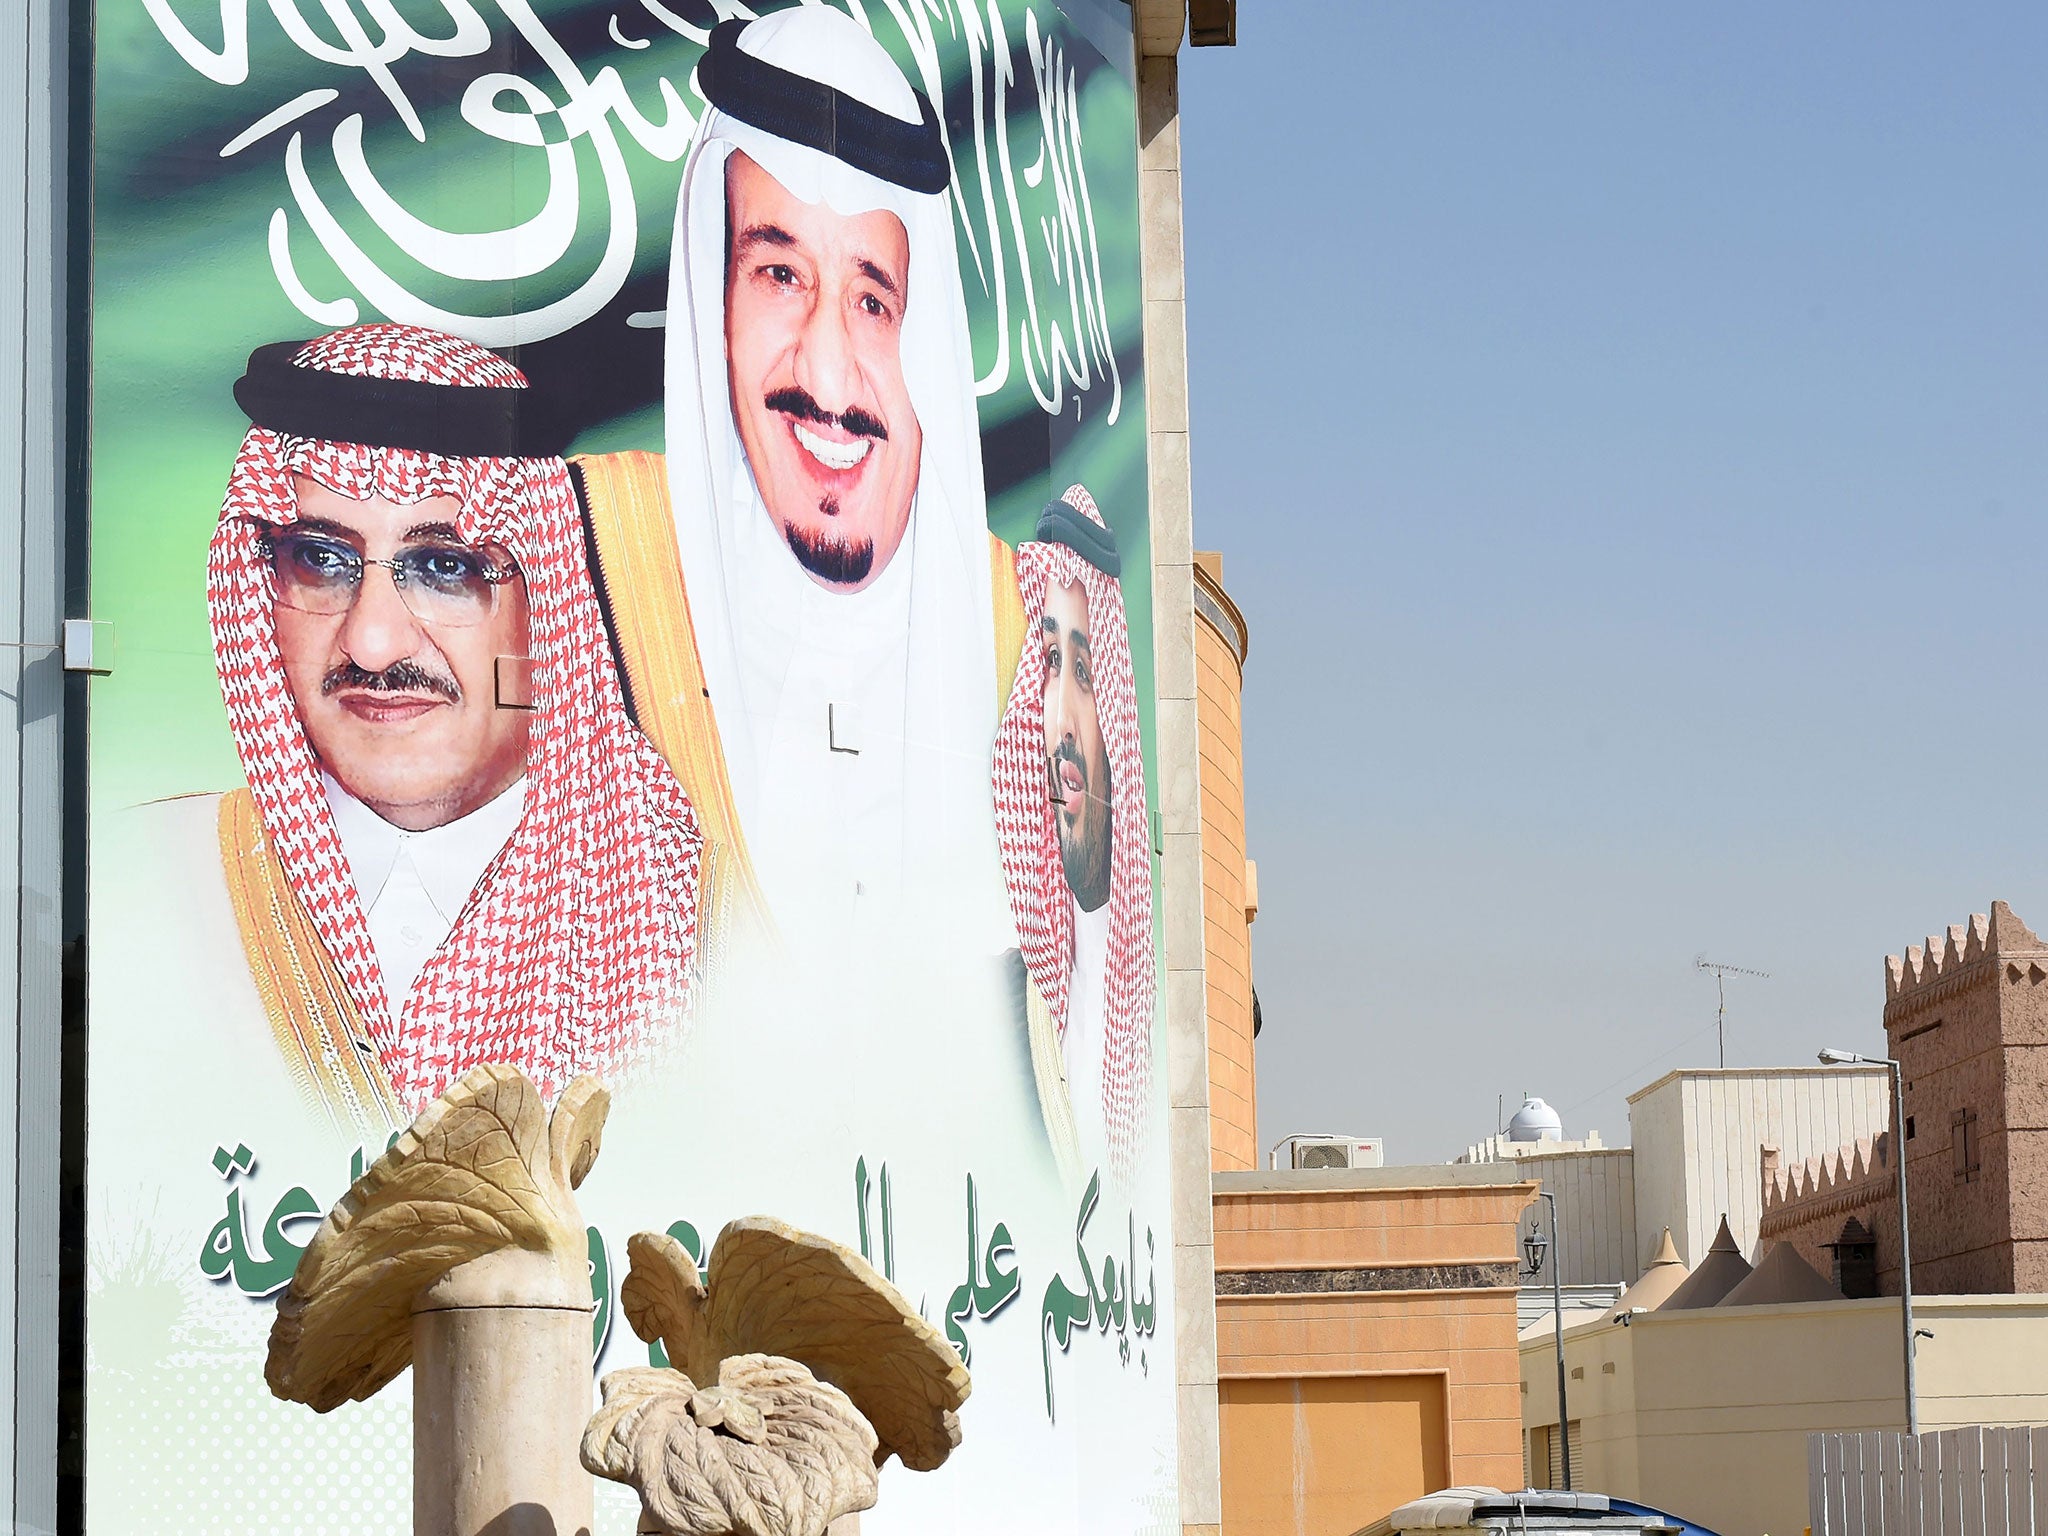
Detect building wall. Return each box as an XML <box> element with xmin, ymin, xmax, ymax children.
<box><xmin>1132</xmin><ymin>10</ymin><xmax>1224</xmax><ymax>1534</ymax></box>
<box><xmin>1219</xmin><ymin>1375</ymin><xmax>1447</xmax><ymax>1536</ymax></box>
<box><xmin>1514</xmin><ymin>1148</ymin><xmax>1639</xmax><ymax>1288</ymax></box>
<box><xmin>1521</xmin><ymin>1295</ymin><xmax>2048</xmax><ymax>1536</ymax></box>
<box><xmin>1759</xmin><ymin>1135</ymin><xmax>1899</xmax><ymax>1295</ymax></box>
<box><xmin>1627</xmin><ymin>1067</ymin><xmax>1890</xmax><ymax>1269</ymax></box>
<box><xmin>1214</xmin><ymin>1167</ymin><xmax>1537</xmax><ymax>1534</ymax></box>
<box><xmin>1883</xmin><ymin>903</ymin><xmax>2048</xmax><ymax>1295</ymax></box>
<box><xmin>3</xmin><ymin>0</ymin><xmax>72</xmax><ymax>1528</ymax></box>
<box><xmin>1193</xmin><ymin>552</ymin><xmax>1256</xmax><ymax>1172</ymax></box>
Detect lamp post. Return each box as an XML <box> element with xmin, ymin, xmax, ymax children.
<box><xmin>1523</xmin><ymin>1190</ymin><xmax>1569</xmax><ymax>1489</ymax></box>
<box><xmin>1820</xmin><ymin>1047</ymin><xmax>1917</xmax><ymax>1437</ymax></box>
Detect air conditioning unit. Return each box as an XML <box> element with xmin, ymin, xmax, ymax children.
<box><xmin>1288</xmin><ymin>1135</ymin><xmax>1383</xmax><ymax>1171</ymax></box>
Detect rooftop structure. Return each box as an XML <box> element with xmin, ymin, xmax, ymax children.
<box><xmin>1510</xmin><ymin>1095</ymin><xmax>1566</xmax><ymax>1143</ymax></box>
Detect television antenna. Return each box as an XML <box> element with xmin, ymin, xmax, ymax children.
<box><xmin>1695</xmin><ymin>955</ymin><xmax>1770</xmax><ymax>1068</ymax></box>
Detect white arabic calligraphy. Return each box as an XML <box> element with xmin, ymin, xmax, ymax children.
<box><xmin>142</xmin><ymin>0</ymin><xmax>1124</xmax><ymax>416</ymax></box>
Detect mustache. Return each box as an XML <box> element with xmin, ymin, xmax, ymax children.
<box><xmin>1050</xmin><ymin>739</ymin><xmax>1088</xmax><ymax>792</ymax></box>
<box><xmin>764</xmin><ymin>386</ymin><xmax>889</xmax><ymax>443</ymax></box>
<box><xmin>321</xmin><ymin>659</ymin><xmax>461</xmax><ymax>703</ymax></box>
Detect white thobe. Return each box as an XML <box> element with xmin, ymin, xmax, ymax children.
<box><xmin>1064</xmin><ymin>894</ymin><xmax>1112</xmax><ymax>1159</ymax></box>
<box><xmin>322</xmin><ymin>773</ymin><xmax>527</xmax><ymax>1009</ymax></box>
<box><xmin>723</xmin><ymin>462</ymin><xmax>919</xmax><ymax>950</ymax></box>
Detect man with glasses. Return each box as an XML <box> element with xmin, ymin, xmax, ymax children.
<box><xmin>170</xmin><ymin>323</ymin><xmax>705</xmax><ymax>1138</ymax></box>
<box><xmin>255</xmin><ymin>481</ymin><xmax>531</xmax><ymax>1016</ymax></box>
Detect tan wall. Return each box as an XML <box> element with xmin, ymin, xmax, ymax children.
<box><xmin>1195</xmin><ymin>553</ymin><xmax>1256</xmax><ymax>1171</ymax></box>
<box><xmin>1522</xmin><ymin>1295</ymin><xmax>2048</xmax><ymax>1536</ymax></box>
<box><xmin>1215</xmin><ymin>1170</ymin><xmax>1536</xmax><ymax>1534</ymax></box>
<box><xmin>1220</xmin><ymin>1374</ymin><xmax>1447</xmax><ymax>1536</ymax></box>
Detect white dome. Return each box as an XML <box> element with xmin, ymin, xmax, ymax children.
<box><xmin>1507</xmin><ymin>1095</ymin><xmax>1564</xmax><ymax>1143</ymax></box>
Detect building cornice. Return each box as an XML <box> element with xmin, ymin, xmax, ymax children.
<box><xmin>1192</xmin><ymin>558</ymin><xmax>1248</xmax><ymax>670</ymax></box>
<box><xmin>1133</xmin><ymin>0</ymin><xmax>1185</xmax><ymax>56</ymax></box>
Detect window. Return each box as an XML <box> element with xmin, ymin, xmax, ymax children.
<box><xmin>1952</xmin><ymin>1107</ymin><xmax>1981</xmax><ymax>1184</ymax></box>
<box><xmin>1828</xmin><ymin>1218</ymin><xmax>1879</xmax><ymax>1299</ymax></box>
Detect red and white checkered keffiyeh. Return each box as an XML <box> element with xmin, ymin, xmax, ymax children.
<box><xmin>207</xmin><ymin>323</ymin><xmax>702</xmax><ymax>1113</ymax></box>
<box><xmin>992</xmin><ymin>484</ymin><xmax>1154</xmax><ymax>1181</ymax></box>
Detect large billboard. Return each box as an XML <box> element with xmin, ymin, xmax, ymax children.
<box><xmin>86</xmin><ymin>3</ymin><xmax>1172</xmax><ymax>1533</ymax></box>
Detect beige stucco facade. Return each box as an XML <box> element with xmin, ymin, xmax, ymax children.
<box><xmin>1627</xmin><ymin>1067</ymin><xmax>1890</xmax><ymax>1272</ymax></box>
<box><xmin>1215</xmin><ymin>1167</ymin><xmax>1539</xmax><ymax>1536</ymax></box>
<box><xmin>1521</xmin><ymin>1295</ymin><xmax>2048</xmax><ymax>1535</ymax></box>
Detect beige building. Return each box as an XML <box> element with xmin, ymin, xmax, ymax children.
<box><xmin>1520</xmin><ymin>1295</ymin><xmax>2048</xmax><ymax>1534</ymax></box>
<box><xmin>1627</xmin><ymin>1066</ymin><xmax>1890</xmax><ymax>1273</ymax></box>
<box><xmin>1508</xmin><ymin>1146</ymin><xmax>1638</xmax><ymax>1291</ymax></box>
<box><xmin>1470</xmin><ymin>1070</ymin><xmax>1890</xmax><ymax>1296</ymax></box>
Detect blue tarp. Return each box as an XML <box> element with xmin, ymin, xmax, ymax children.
<box><xmin>1606</xmin><ymin>1496</ymin><xmax>1726</xmax><ymax>1536</ymax></box>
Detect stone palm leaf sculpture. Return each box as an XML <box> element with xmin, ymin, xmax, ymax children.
<box><xmin>584</xmin><ymin>1220</ymin><xmax>972</xmax><ymax>1536</ymax></box>
<box><xmin>266</xmin><ymin>1063</ymin><xmax>607</xmax><ymax>1411</ymax></box>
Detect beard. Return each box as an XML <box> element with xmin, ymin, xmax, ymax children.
<box><xmin>784</xmin><ymin>519</ymin><xmax>876</xmax><ymax>587</ymax></box>
<box><xmin>1055</xmin><ymin>749</ymin><xmax>1114</xmax><ymax>912</ymax></box>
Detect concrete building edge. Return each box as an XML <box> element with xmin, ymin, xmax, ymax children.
<box><xmin>6</xmin><ymin>0</ymin><xmax>74</xmax><ymax>1530</ymax></box>
<box><xmin>1131</xmin><ymin>5</ymin><xmax>1221</xmax><ymax>1533</ymax></box>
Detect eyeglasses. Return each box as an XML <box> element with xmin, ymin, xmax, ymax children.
<box><xmin>256</xmin><ymin>525</ymin><xmax>520</xmax><ymax>629</ymax></box>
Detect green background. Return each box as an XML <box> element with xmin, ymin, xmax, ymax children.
<box><xmin>91</xmin><ymin>0</ymin><xmax>1154</xmax><ymax>819</ymax></box>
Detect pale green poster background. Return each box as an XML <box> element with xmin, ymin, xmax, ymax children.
<box><xmin>88</xmin><ymin>2</ymin><xmax>1177</xmax><ymax>1534</ymax></box>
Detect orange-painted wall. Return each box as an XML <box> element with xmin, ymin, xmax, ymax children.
<box><xmin>1195</xmin><ymin>552</ymin><xmax>1257</xmax><ymax>1171</ymax></box>
<box><xmin>1212</xmin><ymin>1174</ymin><xmax>1536</xmax><ymax>1534</ymax></box>
<box><xmin>1219</xmin><ymin>1374</ymin><xmax>1449</xmax><ymax>1536</ymax></box>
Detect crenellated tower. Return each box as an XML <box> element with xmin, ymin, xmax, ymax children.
<box><xmin>1882</xmin><ymin>900</ymin><xmax>2048</xmax><ymax>1293</ymax></box>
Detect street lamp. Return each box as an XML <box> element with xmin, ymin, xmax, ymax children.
<box><xmin>1522</xmin><ymin>1190</ymin><xmax>1569</xmax><ymax>1489</ymax></box>
<box><xmin>1820</xmin><ymin>1047</ymin><xmax>1918</xmax><ymax>1436</ymax></box>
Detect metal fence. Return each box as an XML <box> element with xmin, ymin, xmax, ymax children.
<box><xmin>1809</xmin><ymin>1426</ymin><xmax>2047</xmax><ymax>1535</ymax></box>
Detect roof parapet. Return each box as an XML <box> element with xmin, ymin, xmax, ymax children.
<box><xmin>1760</xmin><ymin>1132</ymin><xmax>1891</xmax><ymax>1224</ymax></box>
<box><xmin>1884</xmin><ymin>901</ymin><xmax>2047</xmax><ymax>1003</ymax></box>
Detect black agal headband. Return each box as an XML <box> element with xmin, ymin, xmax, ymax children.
<box><xmin>232</xmin><ymin>341</ymin><xmax>575</xmax><ymax>459</ymax></box>
<box><xmin>1035</xmin><ymin>497</ymin><xmax>1122</xmax><ymax>579</ymax></box>
<box><xmin>699</xmin><ymin>18</ymin><xmax>951</xmax><ymax>196</ymax></box>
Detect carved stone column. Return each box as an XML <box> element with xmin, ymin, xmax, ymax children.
<box><xmin>412</xmin><ymin>1246</ymin><xmax>595</xmax><ymax>1536</ymax></box>
<box><xmin>266</xmin><ymin>1067</ymin><xmax>610</xmax><ymax>1536</ymax></box>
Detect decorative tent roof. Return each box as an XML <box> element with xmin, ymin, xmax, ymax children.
<box><xmin>1657</xmin><ymin>1216</ymin><xmax>1753</xmax><ymax>1311</ymax></box>
<box><xmin>1604</xmin><ymin>1228</ymin><xmax>1689</xmax><ymax>1321</ymax></box>
<box><xmin>1719</xmin><ymin>1242</ymin><xmax>1847</xmax><ymax>1307</ymax></box>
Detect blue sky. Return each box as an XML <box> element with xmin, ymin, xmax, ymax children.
<box><xmin>1178</xmin><ymin>4</ymin><xmax>2048</xmax><ymax>1163</ymax></box>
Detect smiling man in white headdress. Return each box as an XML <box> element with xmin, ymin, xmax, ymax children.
<box><xmin>577</xmin><ymin>9</ymin><xmax>1026</xmax><ymax>959</ymax></box>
